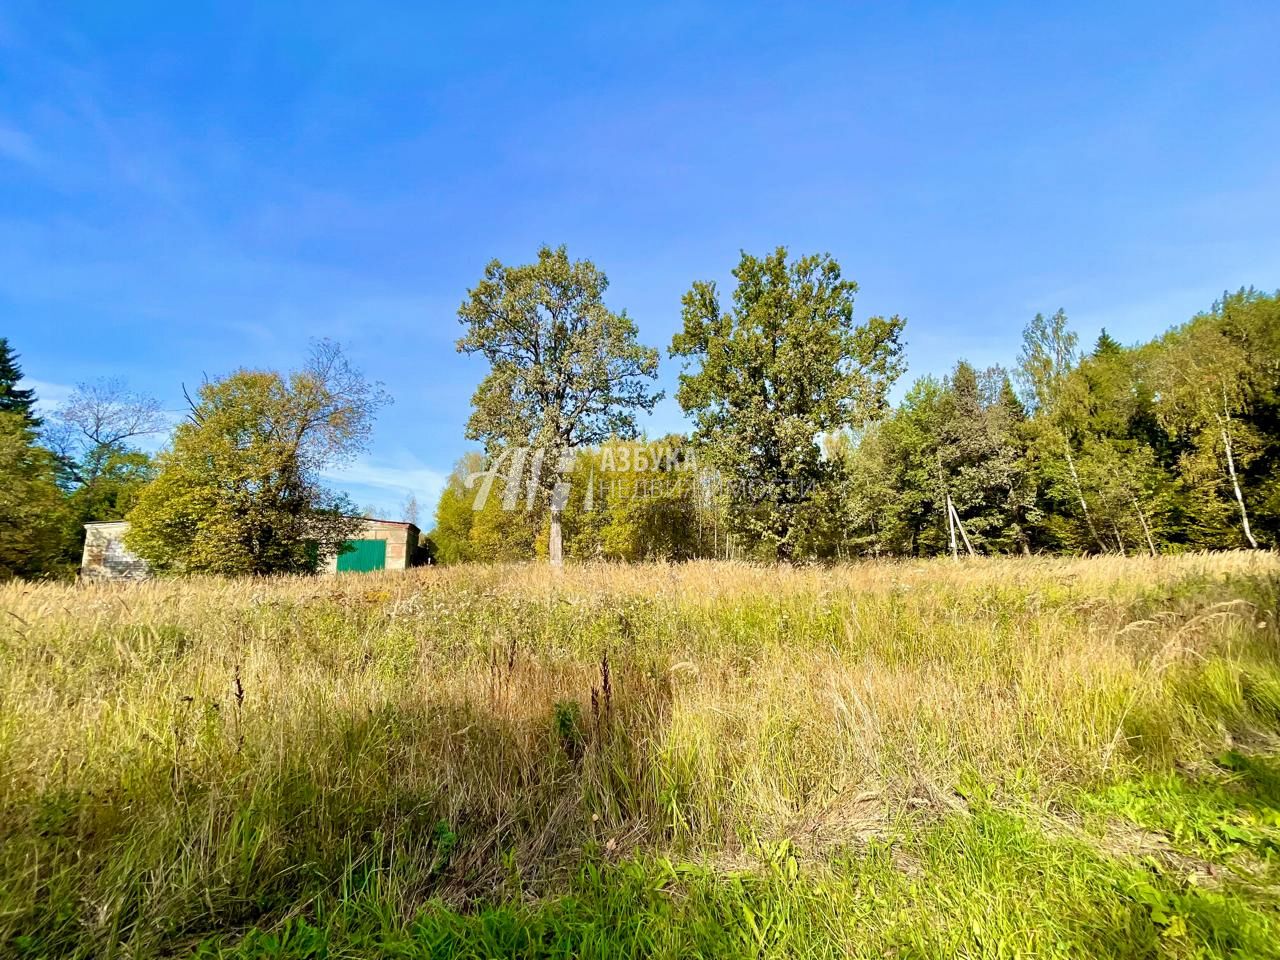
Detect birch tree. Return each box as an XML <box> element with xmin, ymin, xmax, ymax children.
<box><xmin>1153</xmin><ymin>312</ymin><xmax>1262</xmax><ymax>548</ymax></box>
<box><xmin>1017</xmin><ymin>310</ymin><xmax>1107</xmax><ymax>552</ymax></box>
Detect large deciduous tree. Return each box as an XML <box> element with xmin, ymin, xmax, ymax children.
<box><xmin>670</xmin><ymin>247</ymin><xmax>904</xmax><ymax>560</ymax></box>
<box><xmin>46</xmin><ymin>378</ymin><xmax>166</xmax><ymax>483</ymax></box>
<box><xmin>126</xmin><ymin>341</ymin><xmax>388</xmax><ymax>575</ymax></box>
<box><xmin>456</xmin><ymin>245</ymin><xmax>662</xmax><ymax>565</ymax></box>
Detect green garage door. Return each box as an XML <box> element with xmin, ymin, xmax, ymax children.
<box><xmin>336</xmin><ymin>539</ymin><xmax>386</xmax><ymax>573</ymax></box>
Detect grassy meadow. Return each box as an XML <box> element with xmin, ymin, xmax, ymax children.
<box><xmin>3</xmin><ymin>553</ymin><xmax>1280</xmax><ymax>958</ymax></box>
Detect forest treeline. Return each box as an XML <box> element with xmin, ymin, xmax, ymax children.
<box><xmin>431</xmin><ymin>284</ymin><xmax>1280</xmax><ymax>562</ymax></box>
<box><xmin>1</xmin><ymin>246</ymin><xmax>1276</xmax><ymax>580</ymax></box>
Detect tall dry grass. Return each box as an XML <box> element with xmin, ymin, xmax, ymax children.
<box><xmin>1</xmin><ymin>552</ymin><xmax>1278</xmax><ymax>955</ymax></box>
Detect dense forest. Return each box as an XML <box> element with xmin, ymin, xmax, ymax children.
<box><xmin>1</xmin><ymin>264</ymin><xmax>1276</xmax><ymax>580</ymax></box>
<box><xmin>431</xmin><ymin>284</ymin><xmax>1280</xmax><ymax>562</ymax></box>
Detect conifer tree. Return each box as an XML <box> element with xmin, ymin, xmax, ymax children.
<box><xmin>0</xmin><ymin>338</ymin><xmax>39</xmax><ymax>427</ymax></box>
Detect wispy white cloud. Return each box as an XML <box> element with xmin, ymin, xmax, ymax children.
<box><xmin>321</xmin><ymin>452</ymin><xmax>447</xmax><ymax>518</ymax></box>
<box><xmin>21</xmin><ymin>378</ymin><xmax>73</xmax><ymax>414</ymax></box>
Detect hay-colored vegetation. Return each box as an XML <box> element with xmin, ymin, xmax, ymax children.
<box><xmin>3</xmin><ymin>553</ymin><xmax>1280</xmax><ymax>957</ymax></box>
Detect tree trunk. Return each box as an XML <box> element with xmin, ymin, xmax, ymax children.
<box><xmin>1064</xmin><ymin>442</ymin><xmax>1106</xmax><ymax>552</ymax></box>
<box><xmin>1221</xmin><ymin>423</ymin><xmax>1259</xmax><ymax>549</ymax></box>
<box><xmin>548</xmin><ymin>507</ymin><xmax>564</xmax><ymax>566</ymax></box>
<box><xmin>1110</xmin><ymin>520</ymin><xmax>1126</xmax><ymax>556</ymax></box>
<box><xmin>1130</xmin><ymin>494</ymin><xmax>1157</xmax><ymax>557</ymax></box>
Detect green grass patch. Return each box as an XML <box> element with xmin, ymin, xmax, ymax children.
<box><xmin>188</xmin><ymin>811</ymin><xmax>1279</xmax><ymax>959</ymax></box>
<box><xmin>1082</xmin><ymin>751</ymin><xmax>1280</xmax><ymax>870</ymax></box>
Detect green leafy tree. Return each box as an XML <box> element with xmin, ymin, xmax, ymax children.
<box><xmin>456</xmin><ymin>245</ymin><xmax>662</xmax><ymax>565</ymax></box>
<box><xmin>0</xmin><ymin>412</ymin><xmax>71</xmax><ymax>579</ymax></box>
<box><xmin>839</xmin><ymin>422</ymin><xmax>901</xmax><ymax>556</ymax></box>
<box><xmin>428</xmin><ymin>451</ymin><xmax>541</xmax><ymax>564</ymax></box>
<box><xmin>1221</xmin><ymin>290</ymin><xmax>1280</xmax><ymax>543</ymax></box>
<box><xmin>1151</xmin><ymin>302</ymin><xmax>1267</xmax><ymax>548</ymax></box>
<box><xmin>558</xmin><ymin>447</ymin><xmax>611</xmax><ymax>560</ymax></box>
<box><xmin>991</xmin><ymin>371</ymin><xmax>1040</xmax><ymax>553</ymax></box>
<box><xmin>935</xmin><ymin>363</ymin><xmax>1032</xmax><ymax>554</ymax></box>
<box><xmin>429</xmin><ymin>453</ymin><xmax>484</xmax><ymax>564</ymax></box>
<box><xmin>1016</xmin><ymin>310</ymin><xmax>1110</xmax><ymax>552</ymax></box>
<box><xmin>670</xmin><ymin>247</ymin><xmax>904</xmax><ymax>560</ymax></box>
<box><xmin>470</xmin><ymin>482</ymin><xmax>539</xmax><ymax>561</ymax></box>
<box><xmin>68</xmin><ymin>449</ymin><xmax>155</xmax><ymax>525</ymax></box>
<box><xmin>560</xmin><ymin>436</ymin><xmax>711</xmax><ymax>561</ymax></box>
<box><xmin>44</xmin><ymin>378</ymin><xmax>165</xmax><ymax>564</ymax></box>
<box><xmin>1073</xmin><ymin>436</ymin><xmax>1171</xmax><ymax>555</ymax></box>
<box><xmin>126</xmin><ymin>342</ymin><xmax>388</xmax><ymax>575</ymax></box>
<box><xmin>1062</xmin><ymin>335</ymin><xmax>1176</xmax><ymax>555</ymax></box>
<box><xmin>873</xmin><ymin>378</ymin><xmax>948</xmax><ymax>555</ymax></box>
<box><xmin>842</xmin><ymin>365</ymin><xmax>1031</xmax><ymax>558</ymax></box>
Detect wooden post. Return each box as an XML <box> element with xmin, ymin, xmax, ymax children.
<box><xmin>946</xmin><ymin>492</ymin><xmax>958</xmax><ymax>560</ymax></box>
<box><xmin>949</xmin><ymin>495</ymin><xmax>976</xmax><ymax>556</ymax></box>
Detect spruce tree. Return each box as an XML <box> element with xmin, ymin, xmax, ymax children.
<box><xmin>1093</xmin><ymin>328</ymin><xmax>1122</xmax><ymax>357</ymax></box>
<box><xmin>0</xmin><ymin>338</ymin><xmax>39</xmax><ymax>427</ymax></box>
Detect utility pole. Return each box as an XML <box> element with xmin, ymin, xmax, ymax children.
<box><xmin>946</xmin><ymin>491</ymin><xmax>958</xmax><ymax>560</ymax></box>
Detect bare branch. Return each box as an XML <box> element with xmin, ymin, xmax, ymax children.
<box><xmin>53</xmin><ymin>378</ymin><xmax>169</xmax><ymax>454</ymax></box>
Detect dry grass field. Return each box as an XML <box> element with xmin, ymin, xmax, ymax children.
<box><xmin>3</xmin><ymin>553</ymin><xmax>1280</xmax><ymax>957</ymax></box>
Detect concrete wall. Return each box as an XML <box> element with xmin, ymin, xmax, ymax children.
<box><xmin>81</xmin><ymin>519</ymin><xmax>421</xmax><ymax>580</ymax></box>
<box><xmin>81</xmin><ymin>521</ymin><xmax>151</xmax><ymax>582</ymax></box>
<box><xmin>321</xmin><ymin>520</ymin><xmax>420</xmax><ymax>573</ymax></box>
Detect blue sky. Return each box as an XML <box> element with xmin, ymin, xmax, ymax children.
<box><xmin>3</xmin><ymin>2</ymin><xmax>1278</xmax><ymax>518</ymax></box>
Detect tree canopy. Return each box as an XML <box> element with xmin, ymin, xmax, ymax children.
<box><xmin>126</xmin><ymin>342</ymin><xmax>388</xmax><ymax>575</ymax></box>
<box><xmin>2</xmin><ymin>272</ymin><xmax>1279</xmax><ymax>582</ymax></box>
<box><xmin>669</xmin><ymin>248</ymin><xmax>904</xmax><ymax>559</ymax></box>
<box><xmin>0</xmin><ymin>412</ymin><xmax>70</xmax><ymax>579</ymax></box>
<box><xmin>456</xmin><ymin>245</ymin><xmax>662</xmax><ymax>564</ymax></box>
